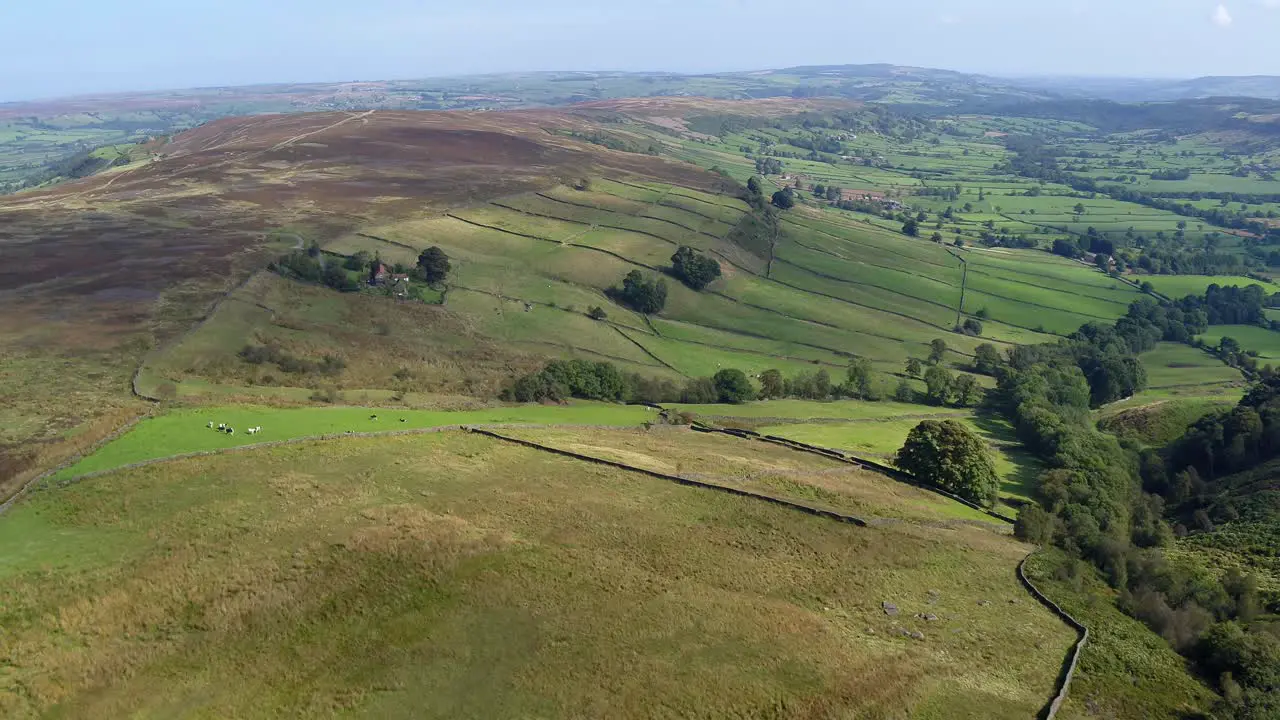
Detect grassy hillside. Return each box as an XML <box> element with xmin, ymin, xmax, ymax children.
<box><xmin>139</xmin><ymin>174</ymin><xmax>1142</xmax><ymax>409</ymax></box>
<box><xmin>0</xmin><ymin>429</ymin><xmax>1075</xmax><ymax>718</ymax></box>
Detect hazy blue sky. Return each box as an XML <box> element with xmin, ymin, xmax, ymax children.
<box><xmin>4</xmin><ymin>0</ymin><xmax>1280</xmax><ymax>101</ymax></box>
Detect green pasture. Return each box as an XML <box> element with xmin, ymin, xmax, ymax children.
<box><xmin>53</xmin><ymin>403</ymin><xmax>655</xmax><ymax>481</ymax></box>
<box><xmin>1142</xmin><ymin>274</ymin><xmax>1279</xmax><ymax>298</ymax></box>
<box><xmin>1197</xmin><ymin>324</ymin><xmax>1280</xmax><ymax>360</ymax></box>
<box><xmin>1139</xmin><ymin>343</ymin><xmax>1243</xmax><ymax>390</ymax></box>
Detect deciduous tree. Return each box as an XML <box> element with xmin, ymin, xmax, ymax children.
<box><xmin>895</xmin><ymin>419</ymin><xmax>999</xmax><ymax>507</ymax></box>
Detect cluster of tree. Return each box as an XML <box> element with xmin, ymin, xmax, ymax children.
<box><xmin>670</xmin><ymin>246</ymin><xmax>722</xmax><ymax>290</ymax></box>
<box><xmin>1150</xmin><ymin>168</ymin><xmax>1192</xmax><ymax>181</ymax></box>
<box><xmin>730</xmin><ymin>178</ymin><xmax>784</xmax><ymax>260</ymax></box>
<box><xmin>609</xmin><ymin>270</ymin><xmax>667</xmax><ymax>314</ymax></box>
<box><xmin>1000</xmin><ymin>292</ymin><xmax>1280</xmax><ymax>717</ymax></box>
<box><xmin>753</xmin><ymin>157</ymin><xmax>783</xmax><ymax>175</ymax></box>
<box><xmin>1174</xmin><ymin>284</ymin><xmax>1269</xmax><ymax>326</ymax></box>
<box><xmin>271</xmin><ymin>245</ymin><xmax>451</xmax><ymax>293</ymax></box>
<box><xmin>416</xmin><ymin>247</ymin><xmax>452</xmax><ymax>284</ymax></box>
<box><xmin>783</xmin><ymin>135</ymin><xmax>845</xmax><ymax>155</ymax></box>
<box><xmin>1126</xmin><ymin>376</ymin><xmax>1280</xmax><ymax>716</ymax></box>
<box><xmin>272</xmin><ymin>249</ymin><xmax>361</xmax><ymax>292</ymax></box>
<box><xmin>504</xmin><ymin>360</ymin><xmax>631</xmax><ymax>403</ymax></box>
<box><xmin>810</xmin><ymin>184</ymin><xmax>843</xmax><ymax>203</ymax></box>
<box><xmin>771</xmin><ymin>187</ymin><xmax>796</xmax><ymax>210</ymax></box>
<box><xmin>503</xmin><ymin>360</ymin><xmax>755</xmax><ymax>406</ymax></box>
<box><xmin>238</xmin><ymin>344</ymin><xmax>345</xmax><ymax>376</ymax></box>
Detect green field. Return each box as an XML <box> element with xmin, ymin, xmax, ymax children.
<box><xmin>1143</xmin><ymin>275</ymin><xmax>1280</xmax><ymax>299</ymax></box>
<box><xmin>53</xmin><ymin>403</ymin><xmax>654</xmax><ymax>480</ymax></box>
<box><xmin>1198</xmin><ymin>324</ymin><xmax>1280</xmax><ymax>360</ymax></box>
<box><xmin>1139</xmin><ymin>342</ymin><xmax>1244</xmax><ymax>390</ymax></box>
<box><xmin>1</xmin><ymin>430</ymin><xmax>1075</xmax><ymax>718</ymax></box>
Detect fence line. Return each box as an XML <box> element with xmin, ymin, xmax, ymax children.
<box><xmin>1019</xmin><ymin>552</ymin><xmax>1089</xmax><ymax>720</ymax></box>
<box><xmin>468</xmin><ymin>428</ymin><xmax>868</xmax><ymax>527</ymax></box>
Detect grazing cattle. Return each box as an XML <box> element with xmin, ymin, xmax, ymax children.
<box><xmin>370</xmin><ymin>415</ymin><xmax>378</xmax><ymax>421</ymax></box>
<box><xmin>218</xmin><ymin>423</ymin><xmax>226</xmax><ymax>430</ymax></box>
<box><xmin>207</xmin><ymin>422</ymin><xmax>214</xmax><ymax>429</ymax></box>
<box><xmin>400</xmin><ymin>418</ymin><xmax>406</xmax><ymax>423</ymax></box>
<box><xmin>227</xmin><ymin>428</ymin><xmax>234</xmax><ymax>436</ymax></box>
<box><xmin>247</xmin><ymin>428</ymin><xmax>257</xmax><ymax>436</ymax></box>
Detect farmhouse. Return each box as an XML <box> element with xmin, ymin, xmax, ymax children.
<box><xmin>369</xmin><ymin>263</ymin><xmax>389</xmax><ymax>285</ymax></box>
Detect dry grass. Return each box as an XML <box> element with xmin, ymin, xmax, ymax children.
<box><xmin>500</xmin><ymin>427</ymin><xmax>1000</xmax><ymax>525</ymax></box>
<box><xmin>0</xmin><ymin>431</ymin><xmax>1072</xmax><ymax>719</ymax></box>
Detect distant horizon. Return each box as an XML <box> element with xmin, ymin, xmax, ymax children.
<box><xmin>2</xmin><ymin>62</ymin><xmax>1272</xmax><ymax>106</ymax></box>
<box><xmin>5</xmin><ymin>0</ymin><xmax>1280</xmax><ymax>104</ymax></box>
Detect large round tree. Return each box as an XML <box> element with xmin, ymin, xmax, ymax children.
<box><xmin>894</xmin><ymin>419</ymin><xmax>999</xmax><ymax>507</ymax></box>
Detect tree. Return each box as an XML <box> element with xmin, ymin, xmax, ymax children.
<box><xmin>846</xmin><ymin>357</ymin><xmax>874</xmax><ymax>399</ymax></box>
<box><xmin>924</xmin><ymin>365</ymin><xmax>954</xmax><ymax>405</ymax></box>
<box><xmin>974</xmin><ymin>343</ymin><xmax>1001</xmax><ymax>375</ymax></box>
<box><xmin>905</xmin><ymin>357</ymin><xmax>924</xmax><ymax>378</ymax></box>
<box><xmin>322</xmin><ymin>262</ymin><xmax>358</xmax><ymax>292</ymax></box>
<box><xmin>614</xmin><ymin>270</ymin><xmax>667</xmax><ymax>314</ymax></box>
<box><xmin>588</xmin><ymin>306</ymin><xmax>608</xmax><ymax>321</ymax></box>
<box><xmin>894</xmin><ymin>378</ymin><xmax>915</xmax><ymax>402</ymax></box>
<box><xmin>928</xmin><ymin>338</ymin><xmax>948</xmax><ymax>365</ymax></box>
<box><xmin>670</xmin><ymin>246</ymin><xmax>722</xmax><ymax>290</ymax></box>
<box><xmin>961</xmin><ymin>318</ymin><xmax>983</xmax><ymax>336</ymax></box>
<box><xmin>931</xmin><ymin>231</ymin><xmax>944</xmax><ymax>243</ymax></box>
<box><xmin>902</xmin><ymin>218</ymin><xmax>920</xmax><ymax>237</ymax></box>
<box><xmin>1015</xmin><ymin>505</ymin><xmax>1056</xmax><ymax>545</ymax></box>
<box><xmin>771</xmin><ymin>188</ymin><xmax>795</xmax><ymax>209</ymax></box>
<box><xmin>417</xmin><ymin>246</ymin><xmax>451</xmax><ymax>284</ymax></box>
<box><xmin>344</xmin><ymin>251</ymin><xmax>372</xmax><ymax>272</ymax></box>
<box><xmin>713</xmin><ymin>369</ymin><xmax>755</xmax><ymax>404</ymax></box>
<box><xmin>759</xmin><ymin>369</ymin><xmax>784</xmax><ymax>399</ymax></box>
<box><xmin>681</xmin><ymin>377</ymin><xmax>718</xmax><ymax>404</ymax></box>
<box><xmin>895</xmin><ymin>420</ymin><xmax>1000</xmax><ymax>507</ymax></box>
<box><xmin>952</xmin><ymin>374</ymin><xmax>979</xmax><ymax>406</ymax></box>
<box><xmin>1073</xmin><ymin>202</ymin><xmax>1086</xmax><ymax>216</ymax></box>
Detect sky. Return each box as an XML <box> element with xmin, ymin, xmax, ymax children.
<box><xmin>4</xmin><ymin>0</ymin><xmax>1280</xmax><ymax>102</ymax></box>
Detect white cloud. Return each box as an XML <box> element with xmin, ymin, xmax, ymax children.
<box><xmin>1213</xmin><ymin>3</ymin><xmax>1234</xmax><ymax>26</ymax></box>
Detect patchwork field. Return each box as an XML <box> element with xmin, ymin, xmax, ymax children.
<box><xmin>148</xmin><ymin>170</ymin><xmax>1149</xmax><ymax>411</ymax></box>
<box><xmin>0</xmin><ymin>430</ymin><xmax>1075</xmax><ymax>719</ymax></box>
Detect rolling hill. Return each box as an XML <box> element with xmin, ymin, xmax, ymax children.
<box><xmin>1</xmin><ymin>94</ymin><xmax>1262</xmax><ymax>718</ymax></box>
